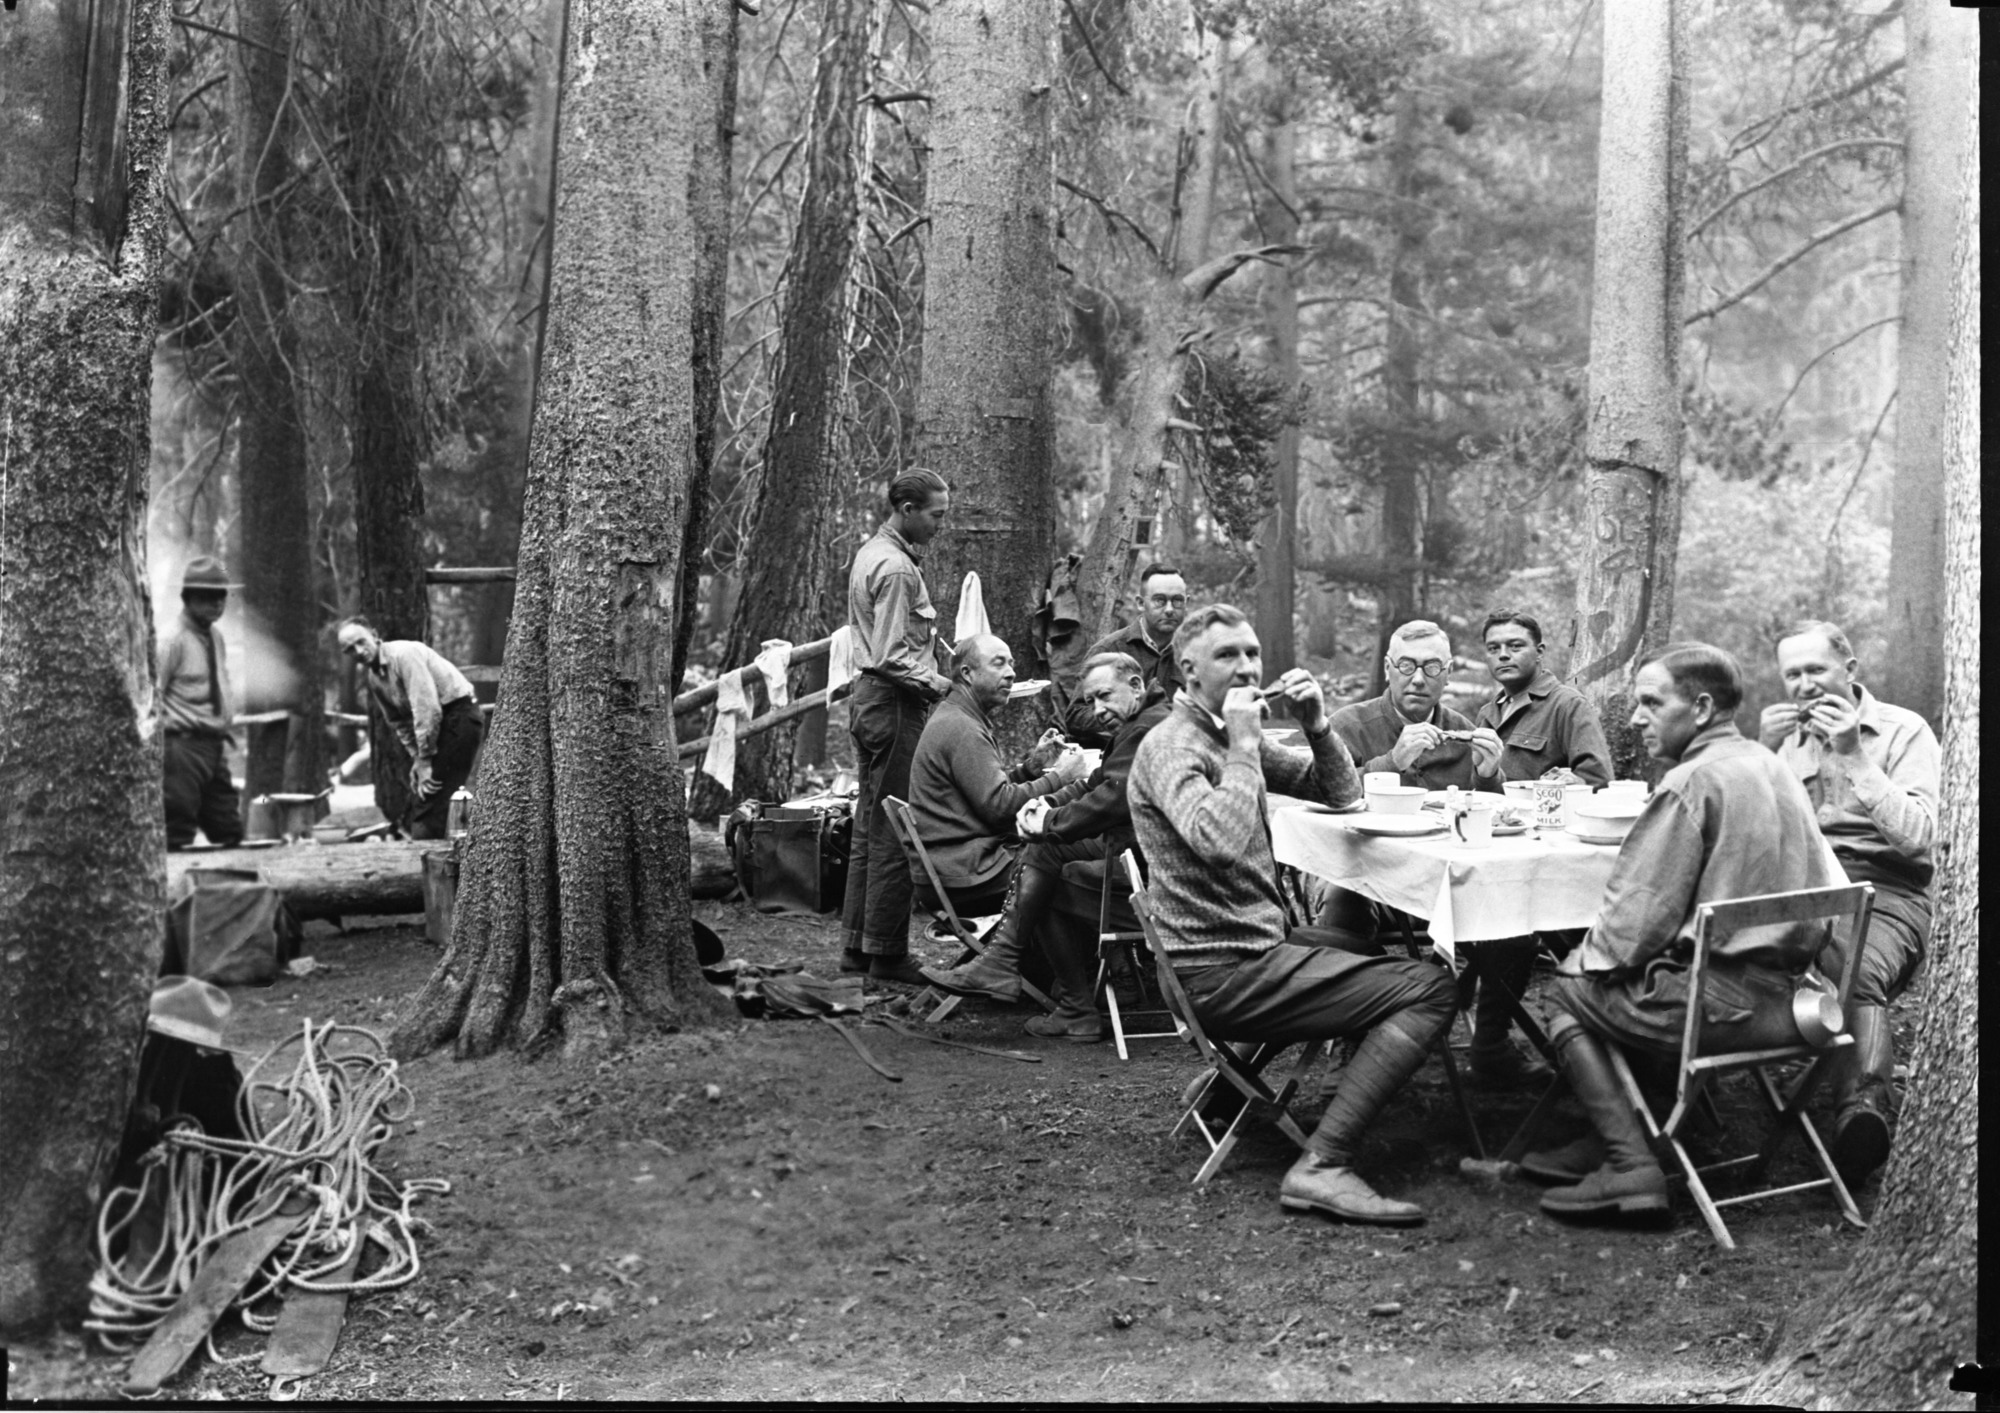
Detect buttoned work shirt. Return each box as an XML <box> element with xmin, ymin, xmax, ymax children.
<box><xmin>1774</xmin><ymin>684</ymin><xmax>1938</xmax><ymax>893</ymax></box>
<box><xmin>1475</xmin><ymin>667</ymin><xmax>1613</xmax><ymax>786</ymax></box>
<box><xmin>847</xmin><ymin>522</ymin><xmax>950</xmax><ymax>700</ymax></box>
<box><xmin>158</xmin><ymin>611</ymin><xmax>237</xmax><ymax>736</ymax></box>
<box><xmin>360</xmin><ymin>640</ymin><xmax>476</xmax><ymax>760</ymax></box>
<box><xmin>1569</xmin><ymin>724</ymin><xmax>1838</xmax><ymax>979</ymax></box>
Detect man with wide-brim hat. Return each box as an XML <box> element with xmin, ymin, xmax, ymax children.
<box><xmin>159</xmin><ymin>554</ymin><xmax>245</xmax><ymax>849</ymax></box>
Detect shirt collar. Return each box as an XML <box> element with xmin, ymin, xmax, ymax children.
<box><xmin>1675</xmin><ymin>719</ymin><xmax>1743</xmax><ymax>764</ymax></box>
<box><xmin>1375</xmin><ymin>688</ymin><xmax>1438</xmax><ymax>727</ymax></box>
<box><xmin>1174</xmin><ymin>687</ymin><xmax>1230</xmax><ymax>735</ymax></box>
<box><xmin>1850</xmin><ymin>683</ymin><xmax>1884</xmax><ymax>735</ymax></box>
<box><xmin>878</xmin><ymin>520</ymin><xmax>924</xmax><ymax>563</ymax></box>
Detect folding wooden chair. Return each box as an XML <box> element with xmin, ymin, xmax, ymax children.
<box><xmin>880</xmin><ymin>796</ymin><xmax>1056</xmax><ymax>1012</ymax></box>
<box><xmin>1052</xmin><ymin>858</ymin><xmax>1177</xmax><ymax>1060</ymax></box>
<box><xmin>1605</xmin><ymin>883</ymin><xmax>1876</xmax><ymax>1250</ymax></box>
<box><xmin>1119</xmin><ymin>851</ymin><xmax>1317</xmax><ymax>1186</ymax></box>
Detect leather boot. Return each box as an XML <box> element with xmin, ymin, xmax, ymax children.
<box><xmin>1539</xmin><ymin>1024</ymin><xmax>1669</xmax><ymax>1219</ymax></box>
<box><xmin>1468</xmin><ymin>938</ymin><xmax>1553</xmax><ymax>1088</ymax></box>
<box><xmin>1828</xmin><ymin>1005</ymin><xmax>1895</xmax><ymax>1190</ymax></box>
<box><xmin>1518</xmin><ymin>1132</ymin><xmax>1606</xmax><ymax>1185</ymax></box>
<box><xmin>1280</xmin><ymin>1153</ymin><xmax>1423</xmax><ymax>1226</ymax></box>
<box><xmin>1311</xmin><ymin>1014</ymin><xmax>1442</xmax><ymax>1169</ymax></box>
<box><xmin>921</xmin><ymin>867</ymin><xmax>1048</xmax><ymax>1002</ymax></box>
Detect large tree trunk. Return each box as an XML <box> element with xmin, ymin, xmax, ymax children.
<box><xmin>672</xmin><ymin>0</ymin><xmax>742</xmax><ymax>692</ymax></box>
<box><xmin>391</xmin><ymin>0</ymin><xmax>731</xmax><ymax>1064</ymax></box>
<box><xmin>231</xmin><ymin>0</ymin><xmax>325</xmax><ymax>806</ymax></box>
<box><xmin>914</xmin><ymin>0</ymin><xmax>1059</xmax><ymax>753</ymax></box>
<box><xmin>0</xmin><ymin>0</ymin><xmax>169</xmax><ymax>1333</ymax></box>
<box><xmin>1878</xmin><ymin>1</ymin><xmax>1974</xmax><ymax>732</ymax></box>
<box><xmin>1374</xmin><ymin>83</ymin><xmax>1423</xmax><ymax>695</ymax></box>
<box><xmin>1746</xmin><ymin>66</ymin><xmax>1978</xmax><ymax>1409</ymax></box>
<box><xmin>1159</xmin><ymin>16</ymin><xmax>1228</xmax><ymax>561</ymax></box>
<box><xmin>1567</xmin><ymin>0</ymin><xmax>1686</xmax><ymax>781</ymax></box>
<box><xmin>334</xmin><ymin>1</ymin><xmax>434</xmax><ymax>829</ymax></box>
<box><xmin>1252</xmin><ymin>112</ymin><xmax>1301</xmax><ymax>689</ymax></box>
<box><xmin>691</xmin><ymin>0</ymin><xmax>873</xmax><ymax>820</ymax></box>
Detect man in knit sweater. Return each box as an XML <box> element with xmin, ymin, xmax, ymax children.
<box><xmin>1129</xmin><ymin>605</ymin><xmax>1456</xmax><ymax>1226</ymax></box>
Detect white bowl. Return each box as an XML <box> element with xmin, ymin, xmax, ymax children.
<box><xmin>1365</xmin><ymin>784</ymin><xmax>1428</xmax><ymax>815</ymax></box>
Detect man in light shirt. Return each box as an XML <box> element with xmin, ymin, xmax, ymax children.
<box><xmin>336</xmin><ymin>619</ymin><xmax>483</xmax><ymax>841</ymax></box>
<box><xmin>1760</xmin><ymin>621</ymin><xmax>1938</xmax><ymax>1189</ymax></box>
<box><xmin>159</xmin><ymin>555</ymin><xmax>246</xmax><ymax>849</ymax></box>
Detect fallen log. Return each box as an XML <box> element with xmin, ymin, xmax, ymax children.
<box><xmin>167</xmin><ymin>826</ymin><xmax>739</xmax><ymax>922</ymax></box>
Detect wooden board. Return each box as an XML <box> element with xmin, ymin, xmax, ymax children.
<box><xmin>123</xmin><ymin>1201</ymin><xmax>311</xmax><ymax>1395</ymax></box>
<box><xmin>261</xmin><ymin>1244</ymin><xmax>364</xmax><ymax>1379</ymax></box>
<box><xmin>168</xmin><ymin>824</ymin><xmax>738</xmax><ymax>922</ymax></box>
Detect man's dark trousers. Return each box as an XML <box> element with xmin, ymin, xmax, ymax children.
<box><xmin>841</xmin><ymin>674</ymin><xmax>930</xmax><ymax>958</ymax></box>
<box><xmin>164</xmin><ymin>732</ymin><xmax>243</xmax><ymax>849</ymax></box>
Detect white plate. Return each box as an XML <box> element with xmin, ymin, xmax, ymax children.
<box><xmin>1565</xmin><ymin>827</ymin><xmax>1629</xmax><ymax>846</ymax></box>
<box><xmin>1008</xmin><ymin>679</ymin><xmax>1050</xmax><ymax>700</ymax></box>
<box><xmin>1347</xmin><ymin>815</ymin><xmax>1447</xmax><ymax>838</ymax></box>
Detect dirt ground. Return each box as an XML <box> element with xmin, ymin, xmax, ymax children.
<box><xmin>11</xmin><ymin>899</ymin><xmax>1911</xmax><ymax>1404</ymax></box>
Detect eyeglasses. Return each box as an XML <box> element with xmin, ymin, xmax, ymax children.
<box><xmin>1146</xmin><ymin>594</ymin><xmax>1187</xmax><ymax>609</ymax></box>
<box><xmin>1390</xmin><ymin>658</ymin><xmax>1448</xmax><ymax>680</ymax></box>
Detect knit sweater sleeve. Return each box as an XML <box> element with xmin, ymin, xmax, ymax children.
<box><xmin>1140</xmin><ymin>738</ymin><xmax>1266</xmax><ymax>867</ymax></box>
<box><xmin>1258</xmin><ymin>726</ymin><xmax>1363</xmax><ymax>808</ymax></box>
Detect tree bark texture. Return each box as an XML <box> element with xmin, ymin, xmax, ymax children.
<box><xmin>1747</xmin><ymin>70</ymin><xmax>1978</xmax><ymax>1409</ymax></box>
<box><xmin>391</xmin><ymin>0</ymin><xmax>730</xmax><ymax>1064</ymax></box>
<box><xmin>1160</xmin><ymin>18</ymin><xmax>1227</xmax><ymax>560</ymax></box>
<box><xmin>692</xmin><ymin>0</ymin><xmax>873</xmax><ymax>818</ymax></box>
<box><xmin>1568</xmin><ymin>0</ymin><xmax>1686</xmax><ymax>781</ymax></box>
<box><xmin>230</xmin><ymin>0</ymin><xmax>325</xmax><ymax>805</ymax></box>
<box><xmin>1374</xmin><ymin>84</ymin><xmax>1424</xmax><ymax>694</ymax></box>
<box><xmin>1070</xmin><ymin>21</ymin><xmax>1268</xmax><ymax>659</ymax></box>
<box><xmin>1878</xmin><ymin>1</ymin><xmax>1974</xmax><ymax>732</ymax></box>
<box><xmin>672</xmin><ymin>0</ymin><xmax>742</xmax><ymax>692</ymax></box>
<box><xmin>915</xmin><ymin>0</ymin><xmax>1059</xmax><ymax>751</ymax></box>
<box><xmin>338</xmin><ymin>3</ymin><xmax>432</xmax><ymax>651</ymax></box>
<box><xmin>1252</xmin><ymin>115</ymin><xmax>1300</xmax><ymax>688</ymax></box>
<box><xmin>0</xmin><ymin>0</ymin><xmax>169</xmax><ymax>1334</ymax></box>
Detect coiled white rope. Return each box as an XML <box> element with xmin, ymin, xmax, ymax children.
<box><xmin>85</xmin><ymin>1021</ymin><xmax>449</xmax><ymax>1354</ymax></box>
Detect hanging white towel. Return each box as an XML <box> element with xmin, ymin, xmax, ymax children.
<box><xmin>753</xmin><ymin>640</ymin><xmax>793</xmax><ymax>709</ymax></box>
<box><xmin>826</xmin><ymin>624</ymin><xmax>857</xmax><ymax>695</ymax></box>
<box><xmin>701</xmin><ymin>668</ymin><xmax>751</xmax><ymax>791</ymax></box>
<box><xmin>954</xmin><ymin>570</ymin><xmax>990</xmax><ymax>644</ymax></box>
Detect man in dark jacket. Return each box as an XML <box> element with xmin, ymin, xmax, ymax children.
<box><xmin>1058</xmin><ymin>565</ymin><xmax>1187</xmax><ymax>747</ymax></box>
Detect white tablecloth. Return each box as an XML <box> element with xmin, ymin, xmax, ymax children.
<box><xmin>1267</xmin><ymin>799</ymin><xmax>1623</xmax><ymax>966</ymax></box>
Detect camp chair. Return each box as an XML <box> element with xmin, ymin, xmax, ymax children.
<box><xmin>1052</xmin><ymin>857</ymin><xmax>1176</xmax><ymax>1060</ymax></box>
<box><xmin>1119</xmin><ymin>851</ymin><xmax>1317</xmax><ymax>1186</ymax></box>
<box><xmin>1604</xmin><ymin>883</ymin><xmax>1875</xmax><ymax>1250</ymax></box>
<box><xmin>880</xmin><ymin>796</ymin><xmax>1055</xmax><ymax>1013</ymax></box>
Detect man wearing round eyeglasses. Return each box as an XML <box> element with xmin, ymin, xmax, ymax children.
<box><xmin>1060</xmin><ymin>564</ymin><xmax>1188</xmax><ymax>747</ymax></box>
<box><xmin>1327</xmin><ymin>620</ymin><xmax>1503</xmax><ymax>789</ymax></box>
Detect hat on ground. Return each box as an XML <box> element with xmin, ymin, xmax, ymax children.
<box><xmin>148</xmin><ymin>976</ymin><xmax>234</xmax><ymax>1051</ymax></box>
<box><xmin>179</xmin><ymin>555</ymin><xmax>240</xmax><ymax>593</ymax></box>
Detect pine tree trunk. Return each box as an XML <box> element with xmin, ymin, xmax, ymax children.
<box><xmin>1878</xmin><ymin>1</ymin><xmax>1974</xmax><ymax>732</ymax></box>
<box><xmin>691</xmin><ymin>0</ymin><xmax>873</xmax><ymax>819</ymax></box>
<box><xmin>231</xmin><ymin>0</ymin><xmax>325</xmax><ymax>805</ymax></box>
<box><xmin>673</xmin><ymin>0</ymin><xmax>742</xmax><ymax>692</ymax></box>
<box><xmin>1252</xmin><ymin>113</ymin><xmax>1300</xmax><ymax>688</ymax></box>
<box><xmin>390</xmin><ymin>0</ymin><xmax>731</xmax><ymax>1065</ymax></box>
<box><xmin>1159</xmin><ymin>17</ymin><xmax>1227</xmax><ymax>561</ymax></box>
<box><xmin>1376</xmin><ymin>84</ymin><xmax>1423</xmax><ymax>695</ymax></box>
<box><xmin>914</xmin><ymin>0</ymin><xmax>1059</xmax><ymax>754</ymax></box>
<box><xmin>0</xmin><ymin>0</ymin><xmax>169</xmax><ymax>1333</ymax></box>
<box><xmin>1568</xmin><ymin>0</ymin><xmax>1685</xmax><ymax>781</ymax></box>
<box><xmin>1745</xmin><ymin>71</ymin><xmax>1977</xmax><ymax>1409</ymax></box>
